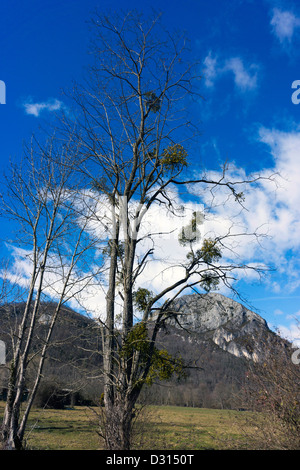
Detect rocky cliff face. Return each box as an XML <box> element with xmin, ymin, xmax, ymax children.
<box><xmin>168</xmin><ymin>293</ymin><xmax>273</xmax><ymax>362</ymax></box>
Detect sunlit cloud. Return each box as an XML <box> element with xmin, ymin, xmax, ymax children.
<box><xmin>277</xmin><ymin>322</ymin><xmax>300</xmax><ymax>347</ymax></box>
<box><xmin>2</xmin><ymin>124</ymin><xmax>300</xmax><ymax>320</ymax></box>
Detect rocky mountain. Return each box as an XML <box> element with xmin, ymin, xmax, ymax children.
<box><xmin>166</xmin><ymin>292</ymin><xmax>274</xmax><ymax>362</ymax></box>
<box><xmin>138</xmin><ymin>291</ymin><xmax>287</xmax><ymax>408</ymax></box>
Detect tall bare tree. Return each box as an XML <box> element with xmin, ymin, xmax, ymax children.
<box><xmin>53</xmin><ymin>11</ymin><xmax>273</xmax><ymax>449</ymax></box>
<box><xmin>0</xmin><ymin>137</ymin><xmax>101</xmax><ymax>450</ymax></box>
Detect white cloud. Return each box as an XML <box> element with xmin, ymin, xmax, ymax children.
<box><xmin>23</xmin><ymin>98</ymin><xmax>63</xmax><ymax>117</ymax></box>
<box><xmin>277</xmin><ymin>322</ymin><xmax>300</xmax><ymax>347</ymax></box>
<box><xmin>223</xmin><ymin>57</ymin><xmax>258</xmax><ymax>91</ymax></box>
<box><xmin>202</xmin><ymin>53</ymin><xmax>258</xmax><ymax>92</ymax></box>
<box><xmin>3</xmin><ymin>125</ymin><xmax>300</xmax><ymax>316</ymax></box>
<box><xmin>270</xmin><ymin>8</ymin><xmax>300</xmax><ymax>43</ymax></box>
<box><xmin>202</xmin><ymin>52</ymin><xmax>218</xmax><ymax>88</ymax></box>
<box><xmin>243</xmin><ymin>128</ymin><xmax>300</xmax><ymax>291</ymax></box>
<box><xmin>274</xmin><ymin>308</ymin><xmax>284</xmax><ymax>315</ymax></box>
<box><xmin>258</xmin><ymin>127</ymin><xmax>300</xmax><ymax>248</ymax></box>
<box><xmin>186</xmin><ymin>124</ymin><xmax>300</xmax><ymax>296</ymax></box>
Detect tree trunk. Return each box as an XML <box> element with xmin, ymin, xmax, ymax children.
<box><xmin>1</xmin><ymin>399</ymin><xmax>22</xmax><ymax>450</ymax></box>
<box><xmin>103</xmin><ymin>400</ymin><xmax>134</xmax><ymax>450</ymax></box>
<box><xmin>3</xmin><ymin>417</ymin><xmax>22</xmax><ymax>450</ymax></box>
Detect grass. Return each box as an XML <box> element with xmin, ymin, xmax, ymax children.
<box><xmin>0</xmin><ymin>402</ymin><xmax>256</xmax><ymax>450</ymax></box>
<box><xmin>134</xmin><ymin>406</ymin><xmax>253</xmax><ymax>450</ymax></box>
<box><xmin>24</xmin><ymin>406</ymin><xmax>101</xmax><ymax>450</ymax></box>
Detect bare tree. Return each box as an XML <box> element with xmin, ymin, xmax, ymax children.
<box><xmin>50</xmin><ymin>11</ymin><xmax>273</xmax><ymax>450</ymax></box>
<box><xmin>236</xmin><ymin>331</ymin><xmax>300</xmax><ymax>450</ymax></box>
<box><xmin>0</xmin><ymin>137</ymin><xmax>101</xmax><ymax>450</ymax></box>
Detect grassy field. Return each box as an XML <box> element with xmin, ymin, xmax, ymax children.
<box><xmin>132</xmin><ymin>406</ymin><xmax>253</xmax><ymax>450</ymax></box>
<box><xmin>0</xmin><ymin>402</ymin><xmax>257</xmax><ymax>450</ymax></box>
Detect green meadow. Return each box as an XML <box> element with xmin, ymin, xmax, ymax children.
<box><xmin>0</xmin><ymin>402</ymin><xmax>257</xmax><ymax>450</ymax></box>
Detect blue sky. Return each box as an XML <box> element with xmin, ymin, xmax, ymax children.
<box><xmin>1</xmin><ymin>0</ymin><xmax>300</xmax><ymax>344</ymax></box>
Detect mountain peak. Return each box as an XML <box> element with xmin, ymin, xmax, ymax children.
<box><xmin>168</xmin><ymin>292</ymin><xmax>271</xmax><ymax>361</ymax></box>
<box><xmin>170</xmin><ymin>292</ymin><xmax>267</xmax><ymax>331</ymax></box>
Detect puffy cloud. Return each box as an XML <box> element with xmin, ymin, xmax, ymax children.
<box><xmin>3</xmin><ymin>125</ymin><xmax>300</xmax><ymax>317</ymax></box>
<box><xmin>185</xmin><ymin>125</ymin><xmax>300</xmax><ymax>297</ymax></box>
<box><xmin>223</xmin><ymin>57</ymin><xmax>258</xmax><ymax>91</ymax></box>
<box><xmin>257</xmin><ymin>127</ymin><xmax>300</xmax><ymax>250</ymax></box>
<box><xmin>277</xmin><ymin>322</ymin><xmax>300</xmax><ymax>347</ymax></box>
<box><xmin>202</xmin><ymin>52</ymin><xmax>258</xmax><ymax>92</ymax></box>
<box><xmin>270</xmin><ymin>8</ymin><xmax>300</xmax><ymax>43</ymax></box>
